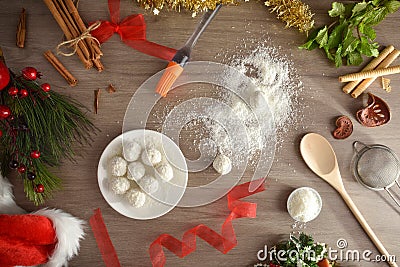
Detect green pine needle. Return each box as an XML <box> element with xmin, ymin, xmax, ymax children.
<box><xmin>0</xmin><ymin>71</ymin><xmax>97</xmax><ymax>205</ymax></box>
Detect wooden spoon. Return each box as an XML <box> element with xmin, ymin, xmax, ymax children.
<box><xmin>300</xmin><ymin>133</ymin><xmax>397</xmax><ymax>267</ymax></box>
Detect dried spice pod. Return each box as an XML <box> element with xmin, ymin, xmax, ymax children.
<box><xmin>333</xmin><ymin>115</ymin><xmax>353</xmax><ymax>139</ymax></box>
<box><xmin>356</xmin><ymin>93</ymin><xmax>390</xmax><ymax>127</ymax></box>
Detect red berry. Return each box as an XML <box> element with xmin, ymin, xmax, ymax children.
<box><xmin>41</xmin><ymin>83</ymin><xmax>51</xmax><ymax>92</ymax></box>
<box><xmin>17</xmin><ymin>164</ymin><xmax>26</xmax><ymax>173</ymax></box>
<box><xmin>30</xmin><ymin>150</ymin><xmax>41</xmax><ymax>159</ymax></box>
<box><xmin>19</xmin><ymin>88</ymin><xmax>29</xmax><ymax>98</ymax></box>
<box><xmin>0</xmin><ymin>130</ymin><xmax>2</xmax><ymax>137</ymax></box>
<box><xmin>22</xmin><ymin>67</ymin><xmax>39</xmax><ymax>81</ymax></box>
<box><xmin>34</xmin><ymin>184</ymin><xmax>44</xmax><ymax>193</ymax></box>
<box><xmin>0</xmin><ymin>105</ymin><xmax>11</xmax><ymax>119</ymax></box>
<box><xmin>8</xmin><ymin>86</ymin><xmax>18</xmax><ymax>96</ymax></box>
<box><xmin>0</xmin><ymin>61</ymin><xmax>10</xmax><ymax>90</ymax></box>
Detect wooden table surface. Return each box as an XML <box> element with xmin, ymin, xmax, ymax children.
<box><xmin>1</xmin><ymin>1</ymin><xmax>399</xmax><ymax>266</ymax></box>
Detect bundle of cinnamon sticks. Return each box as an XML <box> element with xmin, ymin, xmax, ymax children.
<box><xmin>339</xmin><ymin>45</ymin><xmax>400</xmax><ymax>98</ymax></box>
<box><xmin>43</xmin><ymin>0</ymin><xmax>104</xmax><ymax>71</ymax></box>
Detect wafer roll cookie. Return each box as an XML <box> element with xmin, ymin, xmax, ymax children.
<box><xmin>342</xmin><ymin>45</ymin><xmax>394</xmax><ymax>94</ymax></box>
<box><xmin>350</xmin><ymin>50</ymin><xmax>400</xmax><ymax>98</ymax></box>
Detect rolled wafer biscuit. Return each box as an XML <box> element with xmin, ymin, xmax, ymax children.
<box><xmin>350</xmin><ymin>50</ymin><xmax>400</xmax><ymax>98</ymax></box>
<box><xmin>342</xmin><ymin>45</ymin><xmax>394</xmax><ymax>94</ymax></box>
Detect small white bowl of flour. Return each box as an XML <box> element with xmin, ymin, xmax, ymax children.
<box><xmin>287</xmin><ymin>187</ymin><xmax>322</xmax><ymax>223</ymax></box>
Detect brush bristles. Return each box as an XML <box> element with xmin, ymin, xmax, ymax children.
<box><xmin>155</xmin><ymin>63</ymin><xmax>184</xmax><ymax>97</ymax></box>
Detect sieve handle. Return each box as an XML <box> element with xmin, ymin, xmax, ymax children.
<box><xmin>339</xmin><ymin>189</ymin><xmax>398</xmax><ymax>267</ymax></box>
<box><xmin>385</xmin><ymin>188</ymin><xmax>400</xmax><ymax>208</ymax></box>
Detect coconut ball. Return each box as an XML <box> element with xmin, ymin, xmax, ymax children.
<box><xmin>123</xmin><ymin>141</ymin><xmax>142</xmax><ymax>162</ymax></box>
<box><xmin>141</xmin><ymin>147</ymin><xmax>162</xmax><ymax>166</ymax></box>
<box><xmin>110</xmin><ymin>177</ymin><xmax>130</xmax><ymax>195</ymax></box>
<box><xmin>110</xmin><ymin>156</ymin><xmax>127</xmax><ymax>176</ymax></box>
<box><xmin>213</xmin><ymin>154</ymin><xmax>232</xmax><ymax>175</ymax></box>
<box><xmin>127</xmin><ymin>161</ymin><xmax>145</xmax><ymax>181</ymax></box>
<box><xmin>126</xmin><ymin>188</ymin><xmax>146</xmax><ymax>208</ymax></box>
<box><xmin>138</xmin><ymin>175</ymin><xmax>159</xmax><ymax>194</ymax></box>
<box><xmin>155</xmin><ymin>162</ymin><xmax>174</xmax><ymax>182</ymax></box>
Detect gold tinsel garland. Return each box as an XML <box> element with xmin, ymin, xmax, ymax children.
<box><xmin>135</xmin><ymin>0</ymin><xmax>314</xmax><ymax>34</ymax></box>
<box><xmin>265</xmin><ymin>0</ymin><xmax>314</xmax><ymax>33</ymax></box>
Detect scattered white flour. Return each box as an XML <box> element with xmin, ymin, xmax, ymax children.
<box><xmin>229</xmin><ymin>45</ymin><xmax>301</xmax><ymax>131</ymax></box>
<box><xmin>287</xmin><ymin>187</ymin><xmax>322</xmax><ymax>223</ymax></box>
<box><xmin>155</xmin><ymin>43</ymin><xmax>302</xmax><ymax>170</ymax></box>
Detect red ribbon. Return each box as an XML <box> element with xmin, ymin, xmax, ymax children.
<box><xmin>89</xmin><ymin>209</ymin><xmax>121</xmax><ymax>267</ymax></box>
<box><xmin>91</xmin><ymin>0</ymin><xmax>177</xmax><ymax>61</ymax></box>
<box><xmin>149</xmin><ymin>179</ymin><xmax>265</xmax><ymax>267</ymax></box>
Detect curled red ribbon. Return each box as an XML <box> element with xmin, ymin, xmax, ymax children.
<box><xmin>149</xmin><ymin>179</ymin><xmax>265</xmax><ymax>267</ymax></box>
<box><xmin>91</xmin><ymin>0</ymin><xmax>177</xmax><ymax>61</ymax></box>
<box><xmin>89</xmin><ymin>209</ymin><xmax>121</xmax><ymax>267</ymax></box>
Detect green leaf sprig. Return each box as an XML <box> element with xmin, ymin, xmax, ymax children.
<box><xmin>300</xmin><ymin>0</ymin><xmax>400</xmax><ymax>67</ymax></box>
<box><xmin>269</xmin><ymin>233</ymin><xmax>332</xmax><ymax>267</ymax></box>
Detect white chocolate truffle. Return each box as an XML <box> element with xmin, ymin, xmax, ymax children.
<box><xmin>110</xmin><ymin>177</ymin><xmax>130</xmax><ymax>195</ymax></box>
<box><xmin>123</xmin><ymin>141</ymin><xmax>142</xmax><ymax>162</ymax></box>
<box><xmin>127</xmin><ymin>161</ymin><xmax>145</xmax><ymax>181</ymax></box>
<box><xmin>141</xmin><ymin>147</ymin><xmax>162</xmax><ymax>166</ymax></box>
<box><xmin>110</xmin><ymin>156</ymin><xmax>127</xmax><ymax>176</ymax></box>
<box><xmin>213</xmin><ymin>154</ymin><xmax>232</xmax><ymax>175</ymax></box>
<box><xmin>126</xmin><ymin>188</ymin><xmax>146</xmax><ymax>208</ymax></box>
<box><xmin>138</xmin><ymin>175</ymin><xmax>159</xmax><ymax>194</ymax></box>
<box><xmin>156</xmin><ymin>162</ymin><xmax>174</xmax><ymax>182</ymax></box>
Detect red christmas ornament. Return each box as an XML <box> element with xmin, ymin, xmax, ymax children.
<box><xmin>22</xmin><ymin>67</ymin><xmax>40</xmax><ymax>81</ymax></box>
<box><xmin>30</xmin><ymin>150</ymin><xmax>41</xmax><ymax>159</ymax></box>
<box><xmin>34</xmin><ymin>184</ymin><xmax>45</xmax><ymax>193</ymax></box>
<box><xmin>17</xmin><ymin>164</ymin><xmax>26</xmax><ymax>173</ymax></box>
<box><xmin>8</xmin><ymin>86</ymin><xmax>18</xmax><ymax>96</ymax></box>
<box><xmin>19</xmin><ymin>88</ymin><xmax>29</xmax><ymax>98</ymax></box>
<box><xmin>41</xmin><ymin>83</ymin><xmax>51</xmax><ymax>92</ymax></box>
<box><xmin>0</xmin><ymin>60</ymin><xmax>10</xmax><ymax>90</ymax></box>
<box><xmin>0</xmin><ymin>105</ymin><xmax>11</xmax><ymax>119</ymax></box>
<box><xmin>0</xmin><ymin>129</ymin><xmax>2</xmax><ymax>137</ymax></box>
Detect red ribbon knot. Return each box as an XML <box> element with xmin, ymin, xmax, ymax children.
<box><xmin>90</xmin><ymin>0</ymin><xmax>176</xmax><ymax>61</ymax></box>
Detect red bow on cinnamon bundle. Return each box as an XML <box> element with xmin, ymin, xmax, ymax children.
<box><xmin>91</xmin><ymin>0</ymin><xmax>177</xmax><ymax>61</ymax></box>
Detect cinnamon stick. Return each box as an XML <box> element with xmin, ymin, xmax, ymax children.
<box><xmin>16</xmin><ymin>8</ymin><xmax>26</xmax><ymax>48</ymax></box>
<box><xmin>94</xmin><ymin>89</ymin><xmax>100</xmax><ymax>114</ymax></box>
<box><xmin>43</xmin><ymin>0</ymin><xmax>92</xmax><ymax>68</ymax></box>
<box><xmin>64</xmin><ymin>0</ymin><xmax>103</xmax><ymax>60</ymax></box>
<box><xmin>53</xmin><ymin>0</ymin><xmax>91</xmax><ymax>61</ymax></box>
<box><xmin>44</xmin><ymin>50</ymin><xmax>78</xmax><ymax>86</ymax></box>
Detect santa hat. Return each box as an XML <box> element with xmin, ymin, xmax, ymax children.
<box><xmin>0</xmin><ymin>173</ymin><xmax>85</xmax><ymax>267</ymax></box>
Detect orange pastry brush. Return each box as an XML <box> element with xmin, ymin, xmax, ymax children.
<box><xmin>156</xmin><ymin>4</ymin><xmax>222</xmax><ymax>97</ymax></box>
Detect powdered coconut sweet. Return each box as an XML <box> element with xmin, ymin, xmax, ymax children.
<box><xmin>155</xmin><ymin>162</ymin><xmax>174</xmax><ymax>182</ymax></box>
<box><xmin>110</xmin><ymin>177</ymin><xmax>130</xmax><ymax>195</ymax></box>
<box><xmin>138</xmin><ymin>175</ymin><xmax>159</xmax><ymax>194</ymax></box>
<box><xmin>127</xmin><ymin>161</ymin><xmax>146</xmax><ymax>181</ymax></box>
<box><xmin>213</xmin><ymin>154</ymin><xmax>232</xmax><ymax>175</ymax></box>
<box><xmin>123</xmin><ymin>141</ymin><xmax>142</xmax><ymax>162</ymax></box>
<box><xmin>126</xmin><ymin>188</ymin><xmax>146</xmax><ymax>207</ymax></box>
<box><xmin>141</xmin><ymin>147</ymin><xmax>162</xmax><ymax>166</ymax></box>
<box><xmin>110</xmin><ymin>156</ymin><xmax>127</xmax><ymax>176</ymax></box>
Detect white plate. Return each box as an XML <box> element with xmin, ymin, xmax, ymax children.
<box><xmin>97</xmin><ymin>129</ymin><xmax>188</xmax><ymax>219</ymax></box>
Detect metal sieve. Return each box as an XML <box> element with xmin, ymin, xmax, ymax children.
<box><xmin>352</xmin><ymin>141</ymin><xmax>400</xmax><ymax>207</ymax></box>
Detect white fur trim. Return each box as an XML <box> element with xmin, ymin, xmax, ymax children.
<box><xmin>0</xmin><ymin>172</ymin><xmax>25</xmax><ymax>214</ymax></box>
<box><xmin>34</xmin><ymin>209</ymin><xmax>85</xmax><ymax>267</ymax></box>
